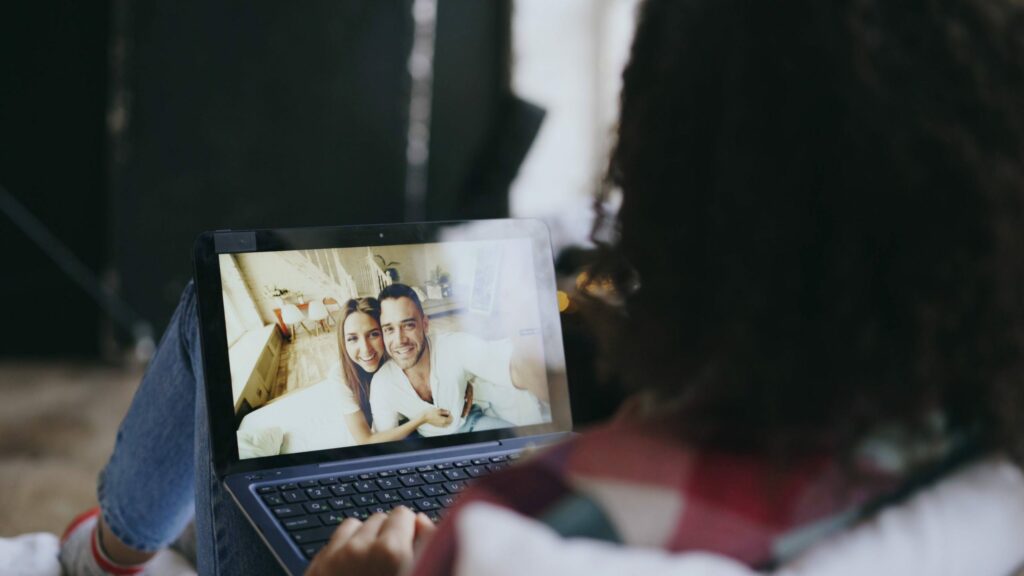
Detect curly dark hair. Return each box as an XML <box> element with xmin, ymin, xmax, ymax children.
<box><xmin>592</xmin><ymin>0</ymin><xmax>1024</xmax><ymax>462</ymax></box>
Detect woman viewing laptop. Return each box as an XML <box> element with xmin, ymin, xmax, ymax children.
<box><xmin>60</xmin><ymin>0</ymin><xmax>1024</xmax><ymax>574</ymax></box>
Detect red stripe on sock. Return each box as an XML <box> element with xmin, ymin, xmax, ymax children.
<box><xmin>60</xmin><ymin>507</ymin><xmax>100</xmax><ymax>543</ymax></box>
<box><xmin>91</xmin><ymin>527</ymin><xmax>145</xmax><ymax>576</ymax></box>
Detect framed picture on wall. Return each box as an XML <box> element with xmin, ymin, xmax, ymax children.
<box><xmin>469</xmin><ymin>245</ymin><xmax>502</xmax><ymax>315</ymax></box>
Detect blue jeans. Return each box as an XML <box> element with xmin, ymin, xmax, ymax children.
<box><xmin>458</xmin><ymin>404</ymin><xmax>513</xmax><ymax>433</ymax></box>
<box><xmin>98</xmin><ymin>282</ymin><xmax>281</xmax><ymax>575</ymax></box>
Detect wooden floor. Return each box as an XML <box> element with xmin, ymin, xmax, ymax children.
<box><xmin>271</xmin><ymin>325</ymin><xmax>340</xmax><ymax>399</ymax></box>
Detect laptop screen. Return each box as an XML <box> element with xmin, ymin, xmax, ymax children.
<box><xmin>215</xmin><ymin>228</ymin><xmax>562</xmax><ymax>461</ymax></box>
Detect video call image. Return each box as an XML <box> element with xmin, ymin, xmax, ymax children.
<box><xmin>220</xmin><ymin>239</ymin><xmax>552</xmax><ymax>460</ymax></box>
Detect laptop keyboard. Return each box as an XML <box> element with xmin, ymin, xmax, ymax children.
<box><xmin>256</xmin><ymin>453</ymin><xmax>521</xmax><ymax>559</ymax></box>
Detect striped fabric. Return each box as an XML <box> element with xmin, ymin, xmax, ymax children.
<box><xmin>413</xmin><ymin>419</ymin><xmax>878</xmax><ymax>576</ymax></box>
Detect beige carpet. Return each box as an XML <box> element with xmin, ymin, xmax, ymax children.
<box><xmin>0</xmin><ymin>362</ymin><xmax>143</xmax><ymax>537</ymax></box>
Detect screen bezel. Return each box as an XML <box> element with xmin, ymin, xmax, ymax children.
<box><xmin>193</xmin><ymin>219</ymin><xmax>573</xmax><ymax>479</ymax></box>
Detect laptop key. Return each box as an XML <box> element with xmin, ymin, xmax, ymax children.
<box><xmin>421</xmin><ymin>484</ymin><xmax>447</xmax><ymax>497</ymax></box>
<box><xmin>421</xmin><ymin>472</ymin><xmax>445</xmax><ymax>483</ymax></box>
<box><xmin>272</xmin><ymin>505</ymin><xmax>304</xmax><ymax>519</ymax></box>
<box><xmin>319</xmin><ymin>512</ymin><xmax>345</xmax><ymax>525</ymax></box>
<box><xmin>444</xmin><ymin>481</ymin><xmax>466</xmax><ymax>493</ymax></box>
<box><xmin>443</xmin><ymin>469</ymin><xmax>468</xmax><ymax>481</ymax></box>
<box><xmin>416</xmin><ymin>465</ymin><xmax>435</xmax><ymax>472</ymax></box>
<box><xmin>439</xmin><ymin>495</ymin><xmax>457</xmax><ymax>508</ymax></box>
<box><xmin>292</xmin><ymin>526</ymin><xmax>337</xmax><ymax>544</ymax></box>
<box><xmin>359</xmin><ymin>473</ymin><xmax>378</xmax><ymax>480</ymax></box>
<box><xmin>353</xmin><ymin>494</ymin><xmax>377</xmax><ymax>506</ymax></box>
<box><xmin>328</xmin><ymin>497</ymin><xmax>354</xmax><ymax>510</ymax></box>
<box><xmin>346</xmin><ymin>508</ymin><xmax>370</xmax><ymax>520</ymax></box>
<box><xmin>257</xmin><ymin>486</ymin><xmax>277</xmax><ymax>494</ymax></box>
<box><xmin>399</xmin><ymin>474</ymin><xmax>424</xmax><ymax>487</ymax></box>
<box><xmin>283</xmin><ymin>516</ymin><xmax>321</xmax><ymax>531</ymax></box>
<box><xmin>278</xmin><ymin>483</ymin><xmax>298</xmax><ymax>491</ymax></box>
<box><xmin>398</xmin><ymin>468</ymin><xmax>414</xmax><ymax>475</ymax></box>
<box><xmin>340</xmin><ymin>475</ymin><xmax>358</xmax><ymax>482</ymax></box>
<box><xmin>376</xmin><ymin>477</ymin><xmax>400</xmax><ymax>490</ymax></box>
<box><xmin>454</xmin><ymin>460</ymin><xmax>472</xmax><ymax>467</ymax></box>
<box><xmin>368</xmin><ymin>504</ymin><xmax>390</xmax><ymax>515</ymax></box>
<box><xmin>434</xmin><ymin>463</ymin><xmax>453</xmax><ymax>470</ymax></box>
<box><xmin>378</xmin><ymin>470</ymin><xmax>396</xmax><ymax>477</ymax></box>
<box><xmin>471</xmin><ymin>459</ymin><xmax>488</xmax><ymax>466</ymax></box>
<box><xmin>377</xmin><ymin>490</ymin><xmax>401</xmax><ymax>503</ymax></box>
<box><xmin>427</xmin><ymin>511</ymin><xmax>443</xmax><ymax>523</ymax></box>
<box><xmin>299</xmin><ymin>480</ymin><xmax>319</xmax><ymax>488</ymax></box>
<box><xmin>354</xmin><ymin>481</ymin><xmax>377</xmax><ymax>493</ymax></box>
<box><xmin>487</xmin><ymin>463</ymin><xmax>508</xmax><ymax>473</ymax></box>
<box><xmin>415</xmin><ymin>498</ymin><xmax>440</xmax><ymax>511</ymax></box>
<box><xmin>490</xmin><ymin>455</ymin><xmax>508</xmax><ymax>462</ymax></box>
<box><xmin>399</xmin><ymin>487</ymin><xmax>425</xmax><ymax>500</ymax></box>
<box><xmin>306</xmin><ymin>487</ymin><xmax>330</xmax><ymax>500</ymax></box>
<box><xmin>282</xmin><ymin>490</ymin><xmax>308</xmax><ymax>503</ymax></box>
<box><xmin>331</xmin><ymin>483</ymin><xmax>355</xmax><ymax>496</ymax></box>
<box><xmin>262</xmin><ymin>494</ymin><xmax>285</xmax><ymax>507</ymax></box>
<box><xmin>465</xmin><ymin>466</ymin><xmax>488</xmax><ymax>478</ymax></box>
<box><xmin>302</xmin><ymin>543</ymin><xmax>326</xmax><ymax>559</ymax></box>
<box><xmin>303</xmin><ymin>501</ymin><xmax>330</xmax><ymax>514</ymax></box>
<box><xmin>319</xmin><ymin>477</ymin><xmax>339</xmax><ymax>485</ymax></box>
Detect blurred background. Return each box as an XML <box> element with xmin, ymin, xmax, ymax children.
<box><xmin>0</xmin><ymin>0</ymin><xmax>637</xmax><ymax>534</ymax></box>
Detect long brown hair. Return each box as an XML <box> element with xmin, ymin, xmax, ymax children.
<box><xmin>336</xmin><ymin>297</ymin><xmax>383</xmax><ymax>420</ymax></box>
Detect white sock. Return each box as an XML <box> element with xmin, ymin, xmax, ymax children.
<box><xmin>58</xmin><ymin>508</ymin><xmax>148</xmax><ymax>576</ymax></box>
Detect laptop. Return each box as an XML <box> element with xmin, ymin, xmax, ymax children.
<box><xmin>193</xmin><ymin>219</ymin><xmax>574</xmax><ymax>575</ymax></box>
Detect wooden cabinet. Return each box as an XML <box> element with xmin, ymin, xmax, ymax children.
<box><xmin>229</xmin><ymin>324</ymin><xmax>282</xmax><ymax>413</ymax></box>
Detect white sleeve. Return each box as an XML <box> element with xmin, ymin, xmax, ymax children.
<box><xmin>445</xmin><ymin>332</ymin><xmax>542</xmax><ymax>426</ymax></box>
<box><xmin>454</xmin><ymin>459</ymin><xmax>1024</xmax><ymax>576</ymax></box>
<box><xmin>777</xmin><ymin>457</ymin><xmax>1024</xmax><ymax>576</ymax></box>
<box><xmin>369</xmin><ymin>370</ymin><xmax>400</xmax><ymax>432</ymax></box>
<box><xmin>328</xmin><ymin>363</ymin><xmax>361</xmax><ymax>416</ymax></box>
<box><xmin>449</xmin><ymin>332</ymin><xmax>515</xmax><ymax>387</ymax></box>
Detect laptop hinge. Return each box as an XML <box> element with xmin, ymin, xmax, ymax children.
<box><xmin>317</xmin><ymin>441</ymin><xmax>503</xmax><ymax>469</ymax></box>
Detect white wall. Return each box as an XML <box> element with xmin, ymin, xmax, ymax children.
<box><xmin>510</xmin><ymin>0</ymin><xmax>639</xmax><ymax>252</ymax></box>
<box><xmin>220</xmin><ymin>254</ymin><xmax>265</xmax><ymax>346</ymax></box>
<box><xmin>234</xmin><ymin>252</ymin><xmax>357</xmax><ymax>324</ymax></box>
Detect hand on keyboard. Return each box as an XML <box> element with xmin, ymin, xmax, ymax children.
<box><xmin>305</xmin><ymin>505</ymin><xmax>435</xmax><ymax>576</ymax></box>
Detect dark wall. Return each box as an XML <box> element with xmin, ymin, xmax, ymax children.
<box><xmin>1</xmin><ymin>0</ymin><xmax>518</xmax><ymax>354</ymax></box>
<box><xmin>429</xmin><ymin>0</ymin><xmax>543</xmax><ymax>220</ymax></box>
<box><xmin>117</xmin><ymin>0</ymin><xmax>518</xmax><ymax>339</ymax></box>
<box><xmin>115</xmin><ymin>1</ymin><xmax>416</xmax><ymax>336</ymax></box>
<box><xmin>427</xmin><ymin>0</ymin><xmax>508</xmax><ymax>220</ymax></box>
<box><xmin>0</xmin><ymin>2</ymin><xmax>110</xmax><ymax>357</ymax></box>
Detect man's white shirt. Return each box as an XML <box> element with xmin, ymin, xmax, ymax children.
<box><xmin>369</xmin><ymin>332</ymin><xmax>544</xmax><ymax>436</ymax></box>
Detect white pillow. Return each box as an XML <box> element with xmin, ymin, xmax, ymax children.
<box><xmin>236</xmin><ymin>426</ymin><xmax>284</xmax><ymax>459</ymax></box>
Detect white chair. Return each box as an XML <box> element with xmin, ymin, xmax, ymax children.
<box><xmin>280</xmin><ymin>303</ymin><xmax>307</xmax><ymax>340</ymax></box>
<box><xmin>324</xmin><ymin>297</ymin><xmax>341</xmax><ymax>326</ymax></box>
<box><xmin>307</xmin><ymin>299</ymin><xmax>329</xmax><ymax>335</ymax></box>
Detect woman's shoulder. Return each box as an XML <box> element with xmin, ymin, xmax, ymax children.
<box><xmin>436</xmin><ymin>420</ymin><xmax>694</xmax><ymax>527</ymax></box>
<box><xmin>424</xmin><ymin>419</ymin><xmax>847</xmax><ymax>565</ymax></box>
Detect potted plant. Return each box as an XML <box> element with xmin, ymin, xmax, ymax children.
<box><xmin>263</xmin><ymin>285</ymin><xmax>290</xmax><ymax>307</ymax></box>
<box><xmin>428</xmin><ymin>265</ymin><xmax>452</xmax><ymax>298</ymax></box>
<box><xmin>374</xmin><ymin>254</ymin><xmax>401</xmax><ymax>282</ymax></box>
